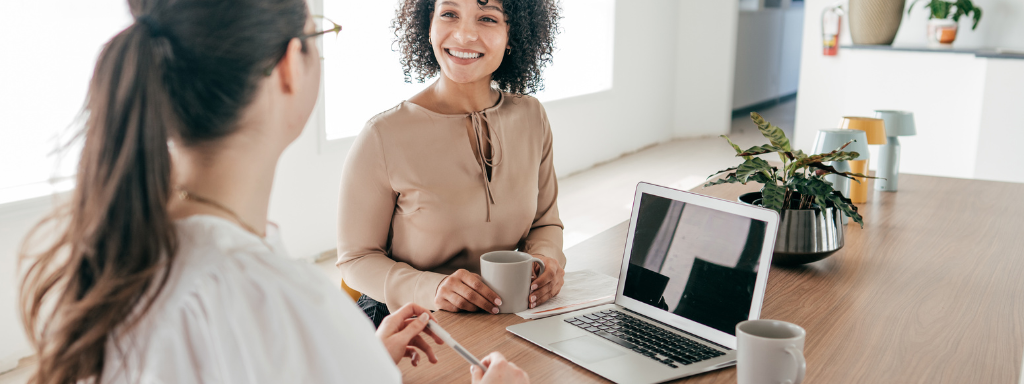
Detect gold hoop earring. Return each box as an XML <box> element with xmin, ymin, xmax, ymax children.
<box><xmin>506</xmin><ymin>47</ymin><xmax>511</xmax><ymax>55</ymax></box>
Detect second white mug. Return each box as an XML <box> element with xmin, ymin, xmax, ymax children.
<box><xmin>737</xmin><ymin>319</ymin><xmax>806</xmax><ymax>384</ymax></box>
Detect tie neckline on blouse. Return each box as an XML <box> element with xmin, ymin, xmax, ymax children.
<box><xmin>470</xmin><ymin>110</ymin><xmax>503</xmax><ymax>222</ymax></box>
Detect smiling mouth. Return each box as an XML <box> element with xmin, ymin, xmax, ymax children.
<box><xmin>445</xmin><ymin>48</ymin><xmax>483</xmax><ymax>59</ymax></box>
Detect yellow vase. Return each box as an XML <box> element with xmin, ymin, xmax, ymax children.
<box><xmin>848</xmin><ymin>159</ymin><xmax>870</xmax><ymax>204</ymax></box>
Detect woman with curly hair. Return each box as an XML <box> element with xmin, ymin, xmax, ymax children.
<box><xmin>337</xmin><ymin>0</ymin><xmax>565</xmax><ymax>327</ymax></box>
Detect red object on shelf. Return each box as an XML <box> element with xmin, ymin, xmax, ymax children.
<box><xmin>822</xmin><ymin>4</ymin><xmax>844</xmax><ymax>56</ymax></box>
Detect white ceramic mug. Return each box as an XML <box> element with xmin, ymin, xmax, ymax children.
<box><xmin>480</xmin><ymin>251</ymin><xmax>545</xmax><ymax>313</ymax></box>
<box><xmin>737</xmin><ymin>319</ymin><xmax>806</xmax><ymax>384</ymax></box>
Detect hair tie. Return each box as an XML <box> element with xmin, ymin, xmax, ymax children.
<box><xmin>137</xmin><ymin>15</ymin><xmax>164</xmax><ymax>38</ymax></box>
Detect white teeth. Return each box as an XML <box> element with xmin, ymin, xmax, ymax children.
<box><xmin>448</xmin><ymin>49</ymin><xmax>482</xmax><ymax>59</ymax></box>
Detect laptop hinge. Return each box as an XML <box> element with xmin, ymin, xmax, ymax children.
<box><xmin>620</xmin><ymin>307</ymin><xmax>733</xmax><ymax>351</ymax></box>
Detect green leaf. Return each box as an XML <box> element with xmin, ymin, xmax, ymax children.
<box><xmin>760</xmin><ymin>182</ymin><xmax>785</xmax><ymax>213</ymax></box>
<box><xmin>750</xmin><ymin>112</ymin><xmax>792</xmax><ymax>152</ymax></box>
<box><xmin>785</xmin><ymin>139</ymin><xmax>860</xmax><ymax>172</ymax></box>
<box><xmin>806</xmin><ymin>162</ymin><xmax>884</xmax><ymax>181</ymax></box>
<box><xmin>748</xmin><ymin>172</ymin><xmax>771</xmax><ymax>185</ymax></box>
<box><xmin>788</xmin><ymin>176</ymin><xmax>833</xmax><ymax>198</ymax></box>
<box><xmin>736</xmin><ymin>158</ymin><xmax>773</xmax><ymax>183</ymax></box>
<box><xmin>721</xmin><ymin>135</ymin><xmax>751</xmax><ymax>161</ymax></box>
<box><xmin>706</xmin><ymin>166</ymin><xmax>739</xmax><ymax>181</ymax></box>
<box><xmin>703</xmin><ymin>172</ymin><xmax>745</xmax><ymax>188</ymax></box>
<box><xmin>737</xmin><ymin>144</ymin><xmax>784</xmax><ymax>157</ymax></box>
<box><xmin>703</xmin><ymin>171</ymin><xmax>772</xmax><ymax>189</ymax></box>
<box><xmin>825</xmin><ymin>191</ymin><xmax>864</xmax><ymax>228</ymax></box>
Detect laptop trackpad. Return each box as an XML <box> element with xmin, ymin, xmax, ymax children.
<box><xmin>550</xmin><ymin>336</ymin><xmax>625</xmax><ymax>363</ymax></box>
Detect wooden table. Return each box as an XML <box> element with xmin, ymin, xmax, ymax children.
<box><xmin>399</xmin><ymin>174</ymin><xmax>1024</xmax><ymax>383</ymax></box>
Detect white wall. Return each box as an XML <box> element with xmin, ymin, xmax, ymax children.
<box><xmin>544</xmin><ymin>0</ymin><xmax>677</xmax><ymax>176</ymax></box>
<box><xmin>0</xmin><ymin>199</ymin><xmax>55</xmax><ymax>371</ymax></box>
<box><xmin>673</xmin><ymin>0</ymin><xmax>739</xmax><ymax>138</ymax></box>
<box><xmin>548</xmin><ymin>0</ymin><xmax>739</xmax><ymax>175</ymax></box>
<box><xmin>733</xmin><ymin>10</ymin><xmax>785</xmax><ymax>109</ymax></box>
<box><xmin>732</xmin><ymin>4</ymin><xmax>804</xmax><ymax>110</ymax></box>
<box><xmin>974</xmin><ymin>59</ymin><xmax>1024</xmax><ymax>183</ymax></box>
<box><xmin>778</xmin><ymin>5</ymin><xmax>805</xmax><ymax>96</ymax></box>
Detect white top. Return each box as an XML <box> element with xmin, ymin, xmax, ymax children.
<box><xmin>100</xmin><ymin>215</ymin><xmax>401</xmax><ymax>384</ymax></box>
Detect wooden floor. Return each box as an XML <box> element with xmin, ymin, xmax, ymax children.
<box><xmin>0</xmin><ymin>101</ymin><xmax>794</xmax><ymax>383</ymax></box>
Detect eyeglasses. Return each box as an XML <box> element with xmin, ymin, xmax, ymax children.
<box><xmin>301</xmin><ymin>16</ymin><xmax>343</xmax><ymax>44</ymax></box>
<box><xmin>263</xmin><ymin>16</ymin><xmax>342</xmax><ymax>76</ymax></box>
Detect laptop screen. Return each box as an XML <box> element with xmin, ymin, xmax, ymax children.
<box><xmin>622</xmin><ymin>193</ymin><xmax>768</xmax><ymax>336</ymax></box>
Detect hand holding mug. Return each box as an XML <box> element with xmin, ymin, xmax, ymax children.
<box><xmin>528</xmin><ymin>254</ymin><xmax>564</xmax><ymax>309</ymax></box>
<box><xmin>435</xmin><ymin>269</ymin><xmax>503</xmax><ymax>314</ymax></box>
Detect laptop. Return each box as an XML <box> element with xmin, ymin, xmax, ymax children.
<box><xmin>508</xmin><ymin>182</ymin><xmax>780</xmax><ymax>384</ymax></box>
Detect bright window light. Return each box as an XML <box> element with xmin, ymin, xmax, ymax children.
<box><xmin>0</xmin><ymin>1</ymin><xmax>132</xmax><ymax>204</ymax></box>
<box><xmin>322</xmin><ymin>0</ymin><xmax>615</xmax><ymax>141</ymax></box>
<box><xmin>534</xmin><ymin>0</ymin><xmax>615</xmax><ymax>102</ymax></box>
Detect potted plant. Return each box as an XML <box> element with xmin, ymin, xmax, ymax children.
<box><xmin>908</xmin><ymin>0</ymin><xmax>982</xmax><ymax>45</ymax></box>
<box><xmin>703</xmin><ymin>112</ymin><xmax>877</xmax><ymax>265</ymax></box>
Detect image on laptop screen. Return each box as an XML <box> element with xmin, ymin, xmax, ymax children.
<box><xmin>623</xmin><ymin>193</ymin><xmax>768</xmax><ymax>336</ymax></box>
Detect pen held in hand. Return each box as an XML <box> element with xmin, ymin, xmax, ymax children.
<box><xmin>421</xmin><ymin>318</ymin><xmax>487</xmax><ymax>373</ymax></box>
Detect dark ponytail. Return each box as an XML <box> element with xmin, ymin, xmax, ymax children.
<box><xmin>19</xmin><ymin>1</ymin><xmax>308</xmax><ymax>383</ymax></box>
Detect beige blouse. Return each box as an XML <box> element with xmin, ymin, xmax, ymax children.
<box><xmin>336</xmin><ymin>93</ymin><xmax>565</xmax><ymax>311</ymax></box>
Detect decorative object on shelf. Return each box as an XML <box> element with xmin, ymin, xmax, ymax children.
<box><xmin>822</xmin><ymin>3</ymin><xmax>845</xmax><ymax>56</ymax></box>
<box><xmin>813</xmin><ymin>129</ymin><xmax>870</xmax><ymax>207</ymax></box>
<box><xmin>848</xmin><ymin>0</ymin><xmax>906</xmax><ymax>45</ymax></box>
<box><xmin>839</xmin><ymin>117</ymin><xmax>886</xmax><ymax>204</ymax></box>
<box><xmin>927</xmin><ymin>19</ymin><xmax>958</xmax><ymax>45</ymax></box>
<box><xmin>872</xmin><ymin>110</ymin><xmax>917</xmax><ymax>192</ymax></box>
<box><xmin>705</xmin><ymin>113</ymin><xmax>878</xmax><ymax>265</ymax></box>
<box><xmin>909</xmin><ymin>0</ymin><xmax>983</xmax><ymax>46</ymax></box>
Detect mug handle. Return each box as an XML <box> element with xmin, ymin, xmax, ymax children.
<box><xmin>785</xmin><ymin>345</ymin><xmax>806</xmax><ymax>384</ymax></box>
<box><xmin>529</xmin><ymin>257</ymin><xmax>546</xmax><ymax>277</ymax></box>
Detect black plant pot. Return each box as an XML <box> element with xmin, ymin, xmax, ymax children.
<box><xmin>738</xmin><ymin>192</ymin><xmax>845</xmax><ymax>266</ymax></box>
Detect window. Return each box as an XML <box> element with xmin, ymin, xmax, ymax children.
<box><xmin>322</xmin><ymin>0</ymin><xmax>615</xmax><ymax>140</ymax></box>
<box><xmin>0</xmin><ymin>0</ymin><xmax>132</xmax><ymax>204</ymax></box>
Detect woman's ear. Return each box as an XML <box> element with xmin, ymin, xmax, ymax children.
<box><xmin>274</xmin><ymin>37</ymin><xmax>306</xmax><ymax>95</ymax></box>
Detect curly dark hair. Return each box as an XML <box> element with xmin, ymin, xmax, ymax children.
<box><xmin>392</xmin><ymin>0</ymin><xmax>560</xmax><ymax>95</ymax></box>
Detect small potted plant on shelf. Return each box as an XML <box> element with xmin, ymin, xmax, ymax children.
<box><xmin>908</xmin><ymin>0</ymin><xmax>982</xmax><ymax>46</ymax></box>
<box><xmin>704</xmin><ymin>112</ymin><xmax>878</xmax><ymax>266</ymax></box>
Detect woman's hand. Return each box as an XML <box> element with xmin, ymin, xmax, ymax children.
<box><xmin>470</xmin><ymin>352</ymin><xmax>530</xmax><ymax>384</ymax></box>
<box><xmin>435</xmin><ymin>269</ymin><xmax>503</xmax><ymax>313</ymax></box>
<box><xmin>528</xmin><ymin>254</ymin><xmax>564</xmax><ymax>309</ymax></box>
<box><xmin>375</xmin><ymin>303</ymin><xmax>444</xmax><ymax>366</ymax></box>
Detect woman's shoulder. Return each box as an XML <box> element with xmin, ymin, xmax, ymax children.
<box><xmin>501</xmin><ymin>92</ymin><xmax>542</xmax><ymax>110</ymax></box>
<box><xmin>143</xmin><ymin>216</ymin><xmax>344</xmax><ymax>326</ymax></box>
<box><xmin>102</xmin><ymin>216</ymin><xmax>399</xmax><ymax>382</ymax></box>
<box><xmin>364</xmin><ymin>99</ymin><xmax>459</xmax><ymax>132</ymax></box>
<box><xmin>500</xmin><ymin>93</ymin><xmax>549</xmax><ymax>122</ymax></box>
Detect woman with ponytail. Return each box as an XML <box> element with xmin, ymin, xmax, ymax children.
<box><xmin>19</xmin><ymin>0</ymin><xmax>527</xmax><ymax>383</ymax></box>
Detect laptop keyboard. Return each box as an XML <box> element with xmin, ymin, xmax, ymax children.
<box><xmin>564</xmin><ymin>309</ymin><xmax>726</xmax><ymax>368</ymax></box>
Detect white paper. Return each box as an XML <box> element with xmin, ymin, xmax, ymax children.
<box><xmin>515</xmin><ymin>269</ymin><xmax>618</xmax><ymax>319</ymax></box>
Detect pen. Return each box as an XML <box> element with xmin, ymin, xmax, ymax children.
<box><xmin>424</xmin><ymin>318</ymin><xmax>488</xmax><ymax>373</ymax></box>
